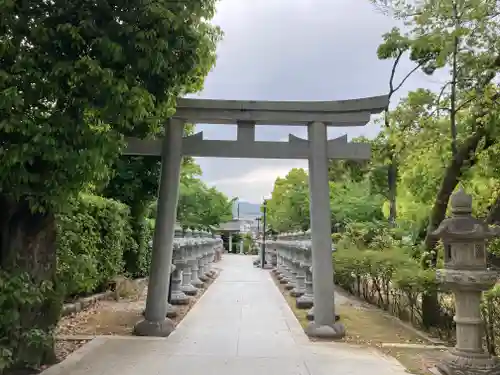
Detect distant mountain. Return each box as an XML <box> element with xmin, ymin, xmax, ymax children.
<box><xmin>232</xmin><ymin>201</ymin><xmax>262</xmax><ymax>219</ymax></box>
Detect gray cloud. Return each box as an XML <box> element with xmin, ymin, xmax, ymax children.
<box><xmin>192</xmin><ymin>0</ymin><xmax>445</xmax><ymax>203</ymax></box>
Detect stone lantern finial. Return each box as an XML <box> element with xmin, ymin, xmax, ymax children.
<box><xmin>451</xmin><ymin>186</ymin><xmax>473</xmax><ymax>216</ymax></box>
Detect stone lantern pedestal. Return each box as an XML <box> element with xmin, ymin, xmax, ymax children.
<box><xmin>432</xmin><ymin>188</ymin><xmax>500</xmax><ymax>375</ymax></box>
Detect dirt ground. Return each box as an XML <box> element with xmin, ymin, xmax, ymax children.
<box><xmin>272</xmin><ymin>273</ymin><xmax>448</xmax><ymax>375</ymax></box>
<box><xmin>54</xmin><ymin>271</ymin><xmax>218</xmax><ymax>364</ymax></box>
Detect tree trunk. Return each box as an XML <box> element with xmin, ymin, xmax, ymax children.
<box><xmin>387</xmin><ymin>156</ymin><xmax>397</xmax><ymax>225</ymax></box>
<box><xmin>0</xmin><ymin>195</ymin><xmax>61</xmax><ymax>372</ymax></box>
<box><xmin>487</xmin><ymin>194</ymin><xmax>500</xmax><ymax>225</ymax></box>
<box><xmin>124</xmin><ymin>203</ymin><xmax>148</xmax><ymax>278</ymax></box>
<box><xmin>485</xmin><ymin>194</ymin><xmax>500</xmax><ymax>269</ymax></box>
<box><xmin>424</xmin><ymin>130</ymin><xmax>486</xmax><ymax>251</ymax></box>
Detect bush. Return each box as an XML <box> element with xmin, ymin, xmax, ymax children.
<box><xmin>482</xmin><ymin>285</ymin><xmax>500</xmax><ymax>355</ymax></box>
<box><xmin>333</xmin><ymin>245</ymin><xmax>439</xmax><ymax>328</ymax></box>
<box><xmin>242</xmin><ymin>233</ymin><xmax>257</xmax><ymax>254</ymax></box>
<box><xmin>56</xmin><ymin>194</ymin><xmax>135</xmax><ymax>298</ymax></box>
<box><xmin>333</xmin><ymin>238</ymin><xmax>500</xmax><ymax>353</ymax></box>
<box><xmin>0</xmin><ymin>271</ymin><xmax>56</xmax><ymax>373</ymax></box>
<box><xmin>123</xmin><ymin>212</ymin><xmax>154</xmax><ymax>278</ymax></box>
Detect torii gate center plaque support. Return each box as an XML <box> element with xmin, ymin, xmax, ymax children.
<box><xmin>129</xmin><ymin>95</ymin><xmax>389</xmax><ymax>339</ymax></box>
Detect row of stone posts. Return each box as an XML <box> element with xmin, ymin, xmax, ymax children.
<box><xmin>266</xmin><ymin>189</ymin><xmax>500</xmax><ymax>375</ymax></box>
<box><xmin>152</xmin><ymin>225</ymin><xmax>224</xmax><ymax>320</ymax></box>
<box><xmin>268</xmin><ymin>230</ymin><xmax>326</xmax><ymax>325</ymax></box>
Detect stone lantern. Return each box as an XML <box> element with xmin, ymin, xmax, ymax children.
<box><xmin>432</xmin><ymin>187</ymin><xmax>500</xmax><ymax>375</ymax></box>
<box><xmin>174</xmin><ymin>222</ymin><xmax>183</xmax><ymax>238</ymax></box>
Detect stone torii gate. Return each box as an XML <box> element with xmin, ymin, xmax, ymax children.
<box><xmin>129</xmin><ymin>95</ymin><xmax>389</xmax><ymax>338</ymax></box>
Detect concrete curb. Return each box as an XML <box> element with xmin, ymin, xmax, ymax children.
<box><xmin>381</xmin><ymin>342</ymin><xmax>449</xmax><ymax>350</ymax></box>
<box><xmin>62</xmin><ymin>278</ymin><xmax>148</xmax><ymax>317</ymax></box>
<box><xmin>40</xmin><ymin>337</ymin><xmax>108</xmax><ymax>375</ymax></box>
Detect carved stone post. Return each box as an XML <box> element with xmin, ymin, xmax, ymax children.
<box><xmin>288</xmin><ymin>245</ymin><xmax>298</xmax><ymax>290</ymax></box>
<box><xmin>276</xmin><ymin>242</ymin><xmax>286</xmax><ymax>280</ymax></box>
<box><xmin>215</xmin><ymin>234</ymin><xmax>223</xmax><ymax>262</ymax></box>
<box><xmin>190</xmin><ymin>230</ymin><xmax>204</xmax><ymax>289</ymax></box>
<box><xmin>307</xmin><ymin>263</ymin><xmax>315</xmax><ymax>321</ymax></box>
<box><xmin>180</xmin><ymin>229</ymin><xmax>198</xmax><ymax>296</ymax></box>
<box><xmin>204</xmin><ymin>233</ymin><xmax>214</xmax><ymax>278</ymax></box>
<box><xmin>296</xmin><ymin>242</ymin><xmax>313</xmax><ymax>308</ymax></box>
<box><xmin>206</xmin><ymin>240</ymin><xmax>215</xmax><ymax>277</ymax></box>
<box><xmin>275</xmin><ymin>248</ymin><xmax>283</xmax><ymax>276</ymax></box>
<box><xmin>282</xmin><ymin>247</ymin><xmax>293</xmax><ymax>288</ymax></box>
<box><xmin>170</xmin><ymin>240</ymin><xmax>189</xmax><ymax>305</ymax></box>
<box><xmin>432</xmin><ymin>188</ymin><xmax>500</xmax><ymax>375</ymax></box>
<box><xmin>291</xmin><ymin>242</ymin><xmax>305</xmax><ymax>298</ymax></box>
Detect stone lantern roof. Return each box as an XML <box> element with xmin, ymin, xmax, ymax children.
<box><xmin>431</xmin><ymin>187</ymin><xmax>498</xmax><ymax>241</ymax></box>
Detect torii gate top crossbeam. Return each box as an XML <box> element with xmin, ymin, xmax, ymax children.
<box><xmin>173</xmin><ymin>95</ymin><xmax>389</xmax><ymax>125</ymax></box>
<box><xmin>124</xmin><ymin>94</ymin><xmax>390</xmax><ymax>159</ymax></box>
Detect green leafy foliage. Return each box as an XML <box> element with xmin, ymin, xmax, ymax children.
<box><xmin>242</xmin><ymin>233</ymin><xmax>257</xmax><ymax>255</ymax></box>
<box><xmin>122</xmin><ymin>214</ymin><xmax>155</xmax><ymax>278</ymax></box>
<box><xmin>267</xmin><ymin>168</ymin><xmax>310</xmax><ymax>232</ymax></box>
<box><xmin>0</xmin><ymin>272</ymin><xmax>55</xmax><ymax>373</ymax></box>
<box><xmin>0</xmin><ymin>1</ymin><xmax>221</xmax><ymax>212</ymax></box>
<box><xmin>56</xmin><ymin>194</ymin><xmax>133</xmax><ymax>298</ymax></box>
<box><xmin>0</xmin><ymin>1</ymin><xmax>221</xmax><ymax>370</ymax></box>
<box><xmin>176</xmin><ymin>166</ymin><xmax>234</xmax><ymax>230</ymax></box>
<box><xmin>334</xmin><ymin>245</ymin><xmax>437</xmax><ymax>322</ymax></box>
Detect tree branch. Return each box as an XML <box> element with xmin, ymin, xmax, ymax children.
<box><xmin>393</xmin><ymin>63</ymin><xmax>424</xmax><ymax>93</ymax></box>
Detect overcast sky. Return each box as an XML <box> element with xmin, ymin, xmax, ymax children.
<box><xmin>191</xmin><ymin>0</ymin><xmax>444</xmax><ymax>204</ymax></box>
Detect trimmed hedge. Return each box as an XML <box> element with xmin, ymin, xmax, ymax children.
<box><xmin>333</xmin><ymin>246</ymin><xmax>500</xmax><ymax>353</ymax></box>
<box><xmin>334</xmin><ymin>247</ymin><xmax>436</xmax><ymax>323</ymax></box>
<box><xmin>123</xmin><ymin>213</ymin><xmax>154</xmax><ymax>278</ymax></box>
<box><xmin>56</xmin><ymin>194</ymin><xmax>136</xmax><ymax>299</ymax></box>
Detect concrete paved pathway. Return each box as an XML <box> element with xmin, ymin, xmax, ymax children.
<box><xmin>44</xmin><ymin>254</ymin><xmax>410</xmax><ymax>375</ymax></box>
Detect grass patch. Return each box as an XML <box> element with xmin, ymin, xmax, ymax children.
<box><xmin>273</xmin><ymin>274</ymin><xmax>446</xmax><ymax>375</ymax></box>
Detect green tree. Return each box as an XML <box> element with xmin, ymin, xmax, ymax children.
<box><xmin>176</xmin><ymin>173</ymin><xmax>235</xmax><ymax>230</ymax></box>
<box><xmin>102</xmin><ymin>125</ymin><xmax>197</xmax><ymax>276</ymax></box>
<box><xmin>328</xmin><ymin>137</ymin><xmax>372</xmax><ymax>183</ymax></box>
<box><xmin>373</xmin><ymin>0</ymin><xmax>500</xmax><ymax>328</ymax></box>
<box><xmin>0</xmin><ymin>0</ymin><xmax>221</xmax><ymax>369</ymax></box>
<box><xmin>374</xmin><ymin>0</ymin><xmax>500</xmax><ymax>250</ymax></box>
<box><xmin>267</xmin><ymin>168</ymin><xmax>311</xmax><ymax>232</ymax></box>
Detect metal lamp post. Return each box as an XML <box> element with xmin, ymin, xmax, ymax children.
<box><xmin>260</xmin><ymin>199</ymin><xmax>268</xmax><ymax>269</ymax></box>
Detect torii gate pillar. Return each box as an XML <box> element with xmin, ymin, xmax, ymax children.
<box><xmin>134</xmin><ymin>119</ymin><xmax>184</xmax><ymax>337</ymax></box>
<box><xmin>306</xmin><ymin>121</ymin><xmax>344</xmax><ymax>339</ymax></box>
